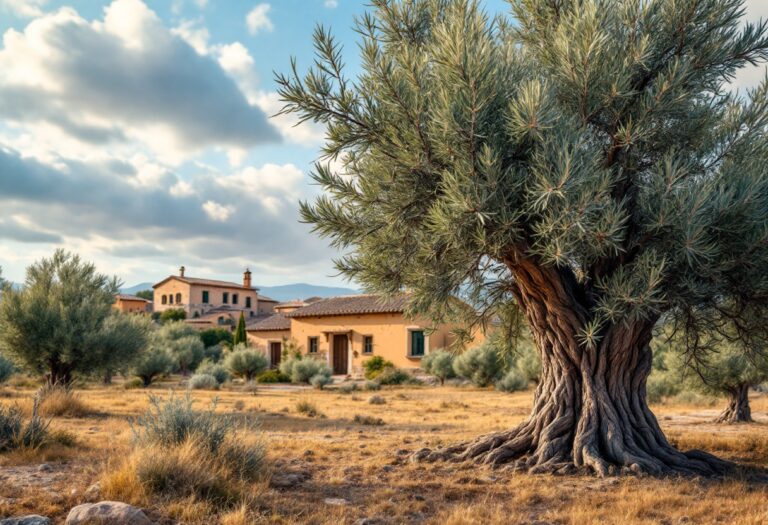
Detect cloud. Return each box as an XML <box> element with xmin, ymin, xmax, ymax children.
<box><xmin>324</xmin><ymin>0</ymin><xmax>338</xmax><ymax>8</ymax></box>
<box><xmin>0</xmin><ymin>0</ymin><xmax>280</xmax><ymax>162</ymax></box>
<box><xmin>0</xmin><ymin>0</ymin><xmax>46</xmax><ymax>17</ymax></box>
<box><xmin>202</xmin><ymin>201</ymin><xmax>235</xmax><ymax>222</ymax></box>
<box><xmin>0</xmin><ymin>216</ymin><xmax>62</xmax><ymax>243</ymax></box>
<box><xmin>246</xmin><ymin>3</ymin><xmax>273</xmax><ymax>35</ymax></box>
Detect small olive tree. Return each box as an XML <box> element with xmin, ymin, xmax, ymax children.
<box><xmin>0</xmin><ymin>250</ymin><xmax>144</xmax><ymax>384</ymax></box>
<box><xmin>153</xmin><ymin>321</ymin><xmax>205</xmax><ymax>375</ymax></box>
<box><xmin>225</xmin><ymin>344</ymin><xmax>268</xmax><ymax>381</ymax></box>
<box><xmin>421</xmin><ymin>349</ymin><xmax>456</xmax><ymax>385</ymax></box>
<box><xmin>133</xmin><ymin>347</ymin><xmax>174</xmax><ymax>387</ymax></box>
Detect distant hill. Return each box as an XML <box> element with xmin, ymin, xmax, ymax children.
<box><xmin>119</xmin><ymin>282</ymin><xmax>358</xmax><ymax>302</ymax></box>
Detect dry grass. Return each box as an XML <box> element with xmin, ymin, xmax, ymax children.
<box><xmin>0</xmin><ymin>378</ymin><xmax>766</xmax><ymax>524</ymax></box>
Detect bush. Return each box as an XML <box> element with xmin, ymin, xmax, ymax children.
<box><xmin>203</xmin><ymin>344</ymin><xmax>224</xmax><ymax>364</ymax></box>
<box><xmin>225</xmin><ymin>348</ymin><xmax>268</xmax><ymax>381</ymax></box>
<box><xmin>310</xmin><ymin>374</ymin><xmax>332</xmax><ymax>389</ymax></box>
<box><xmin>338</xmin><ymin>383</ymin><xmax>358</xmax><ymax>394</ymax></box>
<box><xmin>123</xmin><ymin>377</ymin><xmax>145</xmax><ymax>390</ymax></box>
<box><xmin>515</xmin><ymin>343</ymin><xmax>541</xmax><ymax>383</ymax></box>
<box><xmin>153</xmin><ymin>321</ymin><xmax>205</xmax><ymax>375</ymax></box>
<box><xmin>646</xmin><ymin>371</ymin><xmax>682</xmax><ymax>403</ymax></box>
<box><xmin>200</xmin><ymin>329</ymin><xmax>233</xmax><ymax>351</ymax></box>
<box><xmin>375</xmin><ymin>367</ymin><xmax>414</xmax><ymax>385</ymax></box>
<box><xmin>38</xmin><ymin>383</ymin><xmax>92</xmax><ymax>417</ymax></box>
<box><xmin>281</xmin><ymin>357</ymin><xmax>332</xmax><ymax>384</ymax></box>
<box><xmin>295</xmin><ymin>400</ymin><xmax>322</xmax><ymax>417</ymax></box>
<box><xmin>255</xmin><ymin>369</ymin><xmax>290</xmax><ymax>383</ymax></box>
<box><xmin>421</xmin><ymin>349</ymin><xmax>455</xmax><ymax>385</ymax></box>
<box><xmin>363</xmin><ymin>356</ymin><xmax>394</xmax><ymax>380</ymax></box>
<box><xmin>363</xmin><ymin>380</ymin><xmax>381</xmax><ymax>391</ymax></box>
<box><xmin>197</xmin><ymin>359</ymin><xmax>230</xmax><ymax>385</ymax></box>
<box><xmin>133</xmin><ymin>347</ymin><xmax>174</xmax><ymax>386</ymax></box>
<box><xmin>353</xmin><ymin>414</ymin><xmax>384</xmax><ymax>426</ymax></box>
<box><xmin>0</xmin><ymin>401</ymin><xmax>50</xmax><ymax>452</ymax></box>
<box><xmin>453</xmin><ymin>343</ymin><xmax>504</xmax><ymax>387</ymax></box>
<box><xmin>0</xmin><ymin>354</ymin><xmax>15</xmax><ymax>384</ymax></box>
<box><xmin>130</xmin><ymin>393</ymin><xmax>233</xmax><ymax>454</ymax></box>
<box><xmin>188</xmin><ymin>374</ymin><xmax>219</xmax><ymax>390</ymax></box>
<box><xmin>495</xmin><ymin>369</ymin><xmax>528</xmax><ymax>393</ymax></box>
<box><xmin>368</xmin><ymin>395</ymin><xmax>386</xmax><ymax>405</ymax></box>
<box><xmin>159</xmin><ymin>308</ymin><xmax>187</xmax><ymax>323</ymax></box>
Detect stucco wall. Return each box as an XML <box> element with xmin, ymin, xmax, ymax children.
<box><xmin>153</xmin><ymin>280</ymin><xmax>191</xmax><ymax>313</ymax></box>
<box><xmin>246</xmin><ymin>330</ymin><xmax>290</xmax><ymax>351</ymax></box>
<box><xmin>288</xmin><ymin>312</ymin><xmax>457</xmax><ymax>374</ymax></box>
<box><xmin>113</xmin><ymin>299</ymin><xmax>150</xmax><ymax>313</ymax></box>
<box><xmin>154</xmin><ymin>278</ymin><xmax>258</xmax><ymax>317</ymax></box>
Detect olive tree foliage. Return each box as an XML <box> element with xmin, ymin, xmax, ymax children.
<box><xmin>278</xmin><ymin>0</ymin><xmax>768</xmax><ymax>476</ymax></box>
<box><xmin>225</xmin><ymin>344</ymin><xmax>268</xmax><ymax>381</ymax></box>
<box><xmin>152</xmin><ymin>321</ymin><xmax>205</xmax><ymax>375</ymax></box>
<box><xmin>0</xmin><ymin>251</ymin><xmax>150</xmax><ymax>384</ymax></box>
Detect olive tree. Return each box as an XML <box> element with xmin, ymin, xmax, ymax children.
<box><xmin>278</xmin><ymin>0</ymin><xmax>768</xmax><ymax>475</ymax></box>
<box><xmin>153</xmin><ymin>321</ymin><xmax>205</xmax><ymax>375</ymax></box>
<box><xmin>0</xmin><ymin>250</ymin><xmax>147</xmax><ymax>384</ymax></box>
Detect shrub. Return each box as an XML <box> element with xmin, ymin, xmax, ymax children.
<box><xmin>282</xmin><ymin>357</ymin><xmax>332</xmax><ymax>384</ymax></box>
<box><xmin>188</xmin><ymin>374</ymin><xmax>219</xmax><ymax>390</ymax></box>
<box><xmin>0</xmin><ymin>401</ymin><xmax>50</xmax><ymax>452</ymax></box>
<box><xmin>338</xmin><ymin>383</ymin><xmax>358</xmax><ymax>394</ymax></box>
<box><xmin>421</xmin><ymin>349</ymin><xmax>455</xmax><ymax>385</ymax></box>
<box><xmin>200</xmin><ymin>329</ymin><xmax>233</xmax><ymax>351</ymax></box>
<box><xmin>255</xmin><ymin>369</ymin><xmax>290</xmax><ymax>383</ymax></box>
<box><xmin>159</xmin><ymin>308</ymin><xmax>187</xmax><ymax>323</ymax></box>
<box><xmin>123</xmin><ymin>377</ymin><xmax>145</xmax><ymax>390</ymax></box>
<box><xmin>0</xmin><ymin>354</ymin><xmax>15</xmax><ymax>384</ymax></box>
<box><xmin>363</xmin><ymin>380</ymin><xmax>381</xmax><ymax>391</ymax></box>
<box><xmin>295</xmin><ymin>400</ymin><xmax>322</xmax><ymax>417</ymax></box>
<box><xmin>363</xmin><ymin>356</ymin><xmax>394</xmax><ymax>380</ymax></box>
<box><xmin>38</xmin><ymin>383</ymin><xmax>92</xmax><ymax>417</ymax></box>
<box><xmin>375</xmin><ymin>367</ymin><xmax>414</xmax><ymax>385</ymax></box>
<box><xmin>153</xmin><ymin>321</ymin><xmax>205</xmax><ymax>375</ymax></box>
<box><xmin>453</xmin><ymin>343</ymin><xmax>504</xmax><ymax>387</ymax></box>
<box><xmin>495</xmin><ymin>369</ymin><xmax>528</xmax><ymax>393</ymax></box>
<box><xmin>516</xmin><ymin>343</ymin><xmax>541</xmax><ymax>383</ymax></box>
<box><xmin>130</xmin><ymin>393</ymin><xmax>233</xmax><ymax>454</ymax></box>
<box><xmin>133</xmin><ymin>347</ymin><xmax>174</xmax><ymax>386</ymax></box>
<box><xmin>353</xmin><ymin>414</ymin><xmax>384</xmax><ymax>426</ymax></box>
<box><xmin>310</xmin><ymin>374</ymin><xmax>332</xmax><ymax>389</ymax></box>
<box><xmin>197</xmin><ymin>359</ymin><xmax>230</xmax><ymax>385</ymax></box>
<box><xmin>225</xmin><ymin>348</ymin><xmax>268</xmax><ymax>381</ymax></box>
<box><xmin>646</xmin><ymin>371</ymin><xmax>682</xmax><ymax>403</ymax></box>
<box><xmin>203</xmin><ymin>344</ymin><xmax>224</xmax><ymax>364</ymax></box>
<box><xmin>368</xmin><ymin>395</ymin><xmax>386</xmax><ymax>405</ymax></box>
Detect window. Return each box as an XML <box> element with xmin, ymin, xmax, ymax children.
<box><xmin>245</xmin><ymin>297</ymin><xmax>252</xmax><ymax>308</ymax></box>
<box><xmin>232</xmin><ymin>293</ymin><xmax>239</xmax><ymax>305</ymax></box>
<box><xmin>308</xmin><ymin>337</ymin><xmax>318</xmax><ymax>354</ymax></box>
<box><xmin>168</xmin><ymin>295</ymin><xmax>173</xmax><ymax>304</ymax></box>
<box><xmin>175</xmin><ymin>293</ymin><xmax>182</xmax><ymax>304</ymax></box>
<box><xmin>223</xmin><ymin>292</ymin><xmax>229</xmax><ymax>304</ymax></box>
<box><xmin>363</xmin><ymin>335</ymin><xmax>373</xmax><ymax>354</ymax></box>
<box><xmin>410</xmin><ymin>330</ymin><xmax>425</xmax><ymax>357</ymax></box>
<box><xmin>202</xmin><ymin>291</ymin><xmax>209</xmax><ymax>304</ymax></box>
<box><xmin>161</xmin><ymin>295</ymin><xmax>167</xmax><ymax>305</ymax></box>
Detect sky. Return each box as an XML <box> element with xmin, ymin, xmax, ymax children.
<box><xmin>0</xmin><ymin>0</ymin><xmax>765</xmax><ymax>289</ymax></box>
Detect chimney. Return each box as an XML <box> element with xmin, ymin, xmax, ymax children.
<box><xmin>243</xmin><ymin>268</ymin><xmax>252</xmax><ymax>288</ymax></box>
<box><xmin>179</xmin><ymin>265</ymin><xmax>185</xmax><ymax>278</ymax></box>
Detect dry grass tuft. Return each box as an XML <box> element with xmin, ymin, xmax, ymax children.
<box><xmin>37</xmin><ymin>385</ymin><xmax>93</xmax><ymax>418</ymax></box>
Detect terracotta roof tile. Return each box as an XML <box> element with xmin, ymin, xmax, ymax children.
<box><xmin>285</xmin><ymin>294</ymin><xmax>408</xmax><ymax>318</ymax></box>
<box><xmin>246</xmin><ymin>313</ymin><xmax>291</xmax><ymax>331</ymax></box>
<box><xmin>153</xmin><ymin>275</ymin><xmax>255</xmax><ymax>291</ymax></box>
<box><xmin>115</xmin><ymin>294</ymin><xmax>151</xmax><ymax>302</ymax></box>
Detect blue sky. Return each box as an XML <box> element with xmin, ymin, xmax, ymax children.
<box><xmin>0</xmin><ymin>0</ymin><xmax>765</xmax><ymax>289</ymax></box>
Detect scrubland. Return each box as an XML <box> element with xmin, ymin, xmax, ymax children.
<box><xmin>0</xmin><ymin>378</ymin><xmax>766</xmax><ymax>524</ymax></box>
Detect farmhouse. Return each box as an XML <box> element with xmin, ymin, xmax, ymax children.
<box><xmin>247</xmin><ymin>294</ymin><xmax>479</xmax><ymax>376</ymax></box>
<box><xmin>153</xmin><ymin>266</ymin><xmax>278</xmax><ymax>328</ymax></box>
<box><xmin>113</xmin><ymin>294</ymin><xmax>152</xmax><ymax>314</ymax></box>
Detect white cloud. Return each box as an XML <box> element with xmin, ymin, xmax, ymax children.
<box><xmin>324</xmin><ymin>0</ymin><xmax>338</xmax><ymax>8</ymax></box>
<box><xmin>202</xmin><ymin>200</ymin><xmax>235</xmax><ymax>222</ymax></box>
<box><xmin>172</xmin><ymin>18</ymin><xmax>210</xmax><ymax>55</ymax></box>
<box><xmin>246</xmin><ymin>4</ymin><xmax>273</xmax><ymax>35</ymax></box>
<box><xmin>170</xmin><ymin>180</ymin><xmax>195</xmax><ymax>197</ymax></box>
<box><xmin>0</xmin><ymin>0</ymin><xmax>46</xmax><ymax>17</ymax></box>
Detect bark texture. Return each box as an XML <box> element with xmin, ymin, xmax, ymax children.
<box><xmin>414</xmin><ymin>258</ymin><xmax>730</xmax><ymax>476</ymax></box>
<box><xmin>714</xmin><ymin>384</ymin><xmax>752</xmax><ymax>424</ymax></box>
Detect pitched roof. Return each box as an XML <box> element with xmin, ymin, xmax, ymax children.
<box><xmin>115</xmin><ymin>294</ymin><xmax>151</xmax><ymax>302</ymax></box>
<box><xmin>246</xmin><ymin>313</ymin><xmax>291</xmax><ymax>331</ymax></box>
<box><xmin>285</xmin><ymin>294</ymin><xmax>409</xmax><ymax>318</ymax></box>
<box><xmin>275</xmin><ymin>300</ymin><xmax>308</xmax><ymax>309</ymax></box>
<box><xmin>258</xmin><ymin>295</ymin><xmax>278</xmax><ymax>302</ymax></box>
<box><xmin>153</xmin><ymin>275</ymin><xmax>256</xmax><ymax>291</ymax></box>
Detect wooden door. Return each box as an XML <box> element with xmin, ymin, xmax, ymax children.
<box><xmin>269</xmin><ymin>341</ymin><xmax>282</xmax><ymax>368</ymax></box>
<box><xmin>332</xmin><ymin>335</ymin><xmax>348</xmax><ymax>375</ymax></box>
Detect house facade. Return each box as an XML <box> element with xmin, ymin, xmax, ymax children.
<box><xmin>246</xmin><ymin>294</ymin><xmax>474</xmax><ymax>375</ymax></box>
<box><xmin>113</xmin><ymin>294</ymin><xmax>152</xmax><ymax>314</ymax></box>
<box><xmin>152</xmin><ymin>266</ymin><xmax>277</xmax><ymax>329</ymax></box>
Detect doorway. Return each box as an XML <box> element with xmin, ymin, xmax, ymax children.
<box><xmin>269</xmin><ymin>341</ymin><xmax>282</xmax><ymax>368</ymax></box>
<box><xmin>332</xmin><ymin>334</ymin><xmax>348</xmax><ymax>375</ymax></box>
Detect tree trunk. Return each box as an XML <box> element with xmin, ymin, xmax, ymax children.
<box><xmin>714</xmin><ymin>384</ymin><xmax>752</xmax><ymax>424</ymax></box>
<box><xmin>47</xmin><ymin>359</ymin><xmax>73</xmax><ymax>386</ymax></box>
<box><xmin>414</xmin><ymin>260</ymin><xmax>730</xmax><ymax>476</ymax></box>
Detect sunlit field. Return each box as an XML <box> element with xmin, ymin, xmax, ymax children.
<box><xmin>1</xmin><ymin>378</ymin><xmax>766</xmax><ymax>524</ymax></box>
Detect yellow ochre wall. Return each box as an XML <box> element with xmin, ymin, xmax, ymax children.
<box><xmin>289</xmin><ymin>312</ymin><xmax>457</xmax><ymax>374</ymax></box>
<box><xmin>113</xmin><ymin>299</ymin><xmax>150</xmax><ymax>314</ymax></box>
<box><xmin>247</xmin><ymin>330</ymin><xmax>291</xmax><ymax>351</ymax></box>
<box><xmin>153</xmin><ymin>280</ymin><xmax>191</xmax><ymax>312</ymax></box>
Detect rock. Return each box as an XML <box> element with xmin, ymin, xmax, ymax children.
<box><xmin>324</xmin><ymin>498</ymin><xmax>349</xmax><ymax>506</ymax></box>
<box><xmin>83</xmin><ymin>482</ymin><xmax>101</xmax><ymax>502</ymax></box>
<box><xmin>65</xmin><ymin>501</ymin><xmax>152</xmax><ymax>525</ymax></box>
<box><xmin>0</xmin><ymin>516</ymin><xmax>52</xmax><ymax>525</ymax></box>
<box><xmin>36</xmin><ymin>464</ymin><xmax>52</xmax><ymax>473</ymax></box>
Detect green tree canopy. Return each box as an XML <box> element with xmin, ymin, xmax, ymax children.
<box><xmin>278</xmin><ymin>0</ymin><xmax>768</xmax><ymax>476</ymax></box>
<box><xmin>233</xmin><ymin>311</ymin><xmax>247</xmax><ymax>347</ymax></box>
<box><xmin>0</xmin><ymin>250</ymin><xmax>142</xmax><ymax>384</ymax></box>
<box><xmin>152</xmin><ymin>321</ymin><xmax>205</xmax><ymax>375</ymax></box>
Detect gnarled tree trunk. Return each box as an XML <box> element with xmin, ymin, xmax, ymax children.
<box><xmin>714</xmin><ymin>384</ymin><xmax>752</xmax><ymax>424</ymax></box>
<box><xmin>415</xmin><ymin>260</ymin><xmax>730</xmax><ymax>476</ymax></box>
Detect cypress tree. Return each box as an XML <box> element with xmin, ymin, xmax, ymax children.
<box><xmin>234</xmin><ymin>311</ymin><xmax>248</xmax><ymax>348</ymax></box>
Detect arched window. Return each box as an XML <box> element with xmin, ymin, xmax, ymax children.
<box><xmin>168</xmin><ymin>295</ymin><xmax>173</xmax><ymax>304</ymax></box>
<box><xmin>175</xmin><ymin>293</ymin><xmax>182</xmax><ymax>304</ymax></box>
<box><xmin>161</xmin><ymin>295</ymin><xmax>167</xmax><ymax>305</ymax></box>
